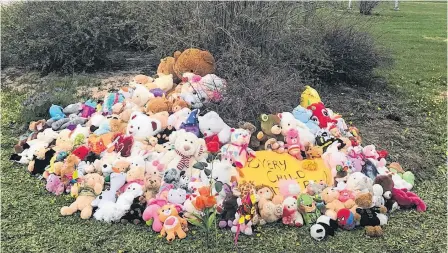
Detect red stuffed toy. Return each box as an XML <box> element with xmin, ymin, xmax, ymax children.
<box><xmin>113</xmin><ymin>133</ymin><xmax>134</xmax><ymax>157</ymax></box>
<box><xmin>374</xmin><ymin>174</ymin><xmax>426</xmax><ymax>212</ymax></box>
<box><xmin>392</xmin><ymin>188</ymin><xmax>427</xmax><ymax>212</ymax></box>
<box><xmin>72</xmin><ymin>146</ymin><xmax>89</xmax><ymax>160</ymax></box>
<box><xmin>307</xmin><ymin>102</ymin><xmax>337</xmax><ymax>128</ymax></box>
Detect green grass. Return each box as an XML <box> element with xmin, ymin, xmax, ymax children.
<box><xmin>1</xmin><ymin>2</ymin><xmax>447</xmax><ymax>252</ymax></box>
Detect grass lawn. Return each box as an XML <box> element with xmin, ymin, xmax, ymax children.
<box><xmin>1</xmin><ymin>2</ymin><xmax>446</xmax><ymax>252</ymax></box>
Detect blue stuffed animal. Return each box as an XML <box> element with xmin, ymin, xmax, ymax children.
<box><xmin>103</xmin><ymin>93</ymin><xmax>125</xmax><ymax>115</ymax></box>
<box><xmin>180</xmin><ymin>109</ymin><xmax>200</xmax><ymax>137</ymax></box>
<box><xmin>292</xmin><ymin>105</ymin><xmax>320</xmax><ymax>134</ymax></box>
<box><xmin>49</xmin><ymin>104</ymin><xmax>65</xmax><ymax>121</ymax></box>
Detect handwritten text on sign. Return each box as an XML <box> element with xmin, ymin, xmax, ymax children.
<box><xmin>241</xmin><ymin>151</ymin><xmax>333</xmax><ymax>194</ymax></box>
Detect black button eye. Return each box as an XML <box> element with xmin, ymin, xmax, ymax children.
<box><xmin>99</xmin><ymin>196</ymin><xmax>102</xmax><ymax>199</ymax></box>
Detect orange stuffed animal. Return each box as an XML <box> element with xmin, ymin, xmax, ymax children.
<box><xmin>173</xmin><ymin>48</ymin><xmax>216</xmax><ymax>79</ymax></box>
<box><xmin>158</xmin><ymin>204</ymin><xmax>188</xmax><ymax>241</ymax></box>
<box><xmin>145</xmin><ymin>96</ymin><xmax>172</xmax><ymax>115</ymax></box>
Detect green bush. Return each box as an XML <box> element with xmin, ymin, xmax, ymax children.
<box><xmin>1</xmin><ymin>1</ymin><xmax>390</xmax><ymax>88</ymax></box>
<box><xmin>1</xmin><ymin>2</ymin><xmax>137</xmax><ymax>73</ymax></box>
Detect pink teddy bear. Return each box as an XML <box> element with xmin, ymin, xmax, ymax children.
<box><xmin>142</xmin><ymin>198</ymin><xmax>168</xmax><ymax>232</ymax></box>
<box><xmin>46</xmin><ymin>174</ymin><xmax>65</xmax><ymax>196</ymax></box>
<box><xmin>284</xmin><ymin>128</ymin><xmax>304</xmax><ymax>160</ymax></box>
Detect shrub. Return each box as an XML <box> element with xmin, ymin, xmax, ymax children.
<box><xmin>359</xmin><ymin>1</ymin><xmax>379</xmax><ymax>15</ymax></box>
<box><xmin>1</xmin><ymin>2</ymin><xmax>136</xmax><ymax>74</ymax></box>
<box><xmin>1</xmin><ymin>1</ymin><xmax>389</xmax><ymax>89</ymax></box>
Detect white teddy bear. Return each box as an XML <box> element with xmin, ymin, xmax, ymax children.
<box><xmin>278</xmin><ymin>112</ymin><xmax>315</xmax><ymax>147</ymax></box>
<box><xmin>126</xmin><ymin>111</ymin><xmax>162</xmax><ymax>141</ymax></box>
<box><xmin>198</xmin><ymin>111</ymin><xmax>231</xmax><ymax>144</ymax></box>
<box><xmin>160</xmin><ymin>129</ymin><xmax>207</xmax><ymax>177</ymax></box>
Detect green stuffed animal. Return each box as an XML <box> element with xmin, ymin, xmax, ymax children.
<box><xmin>298</xmin><ymin>193</ymin><xmax>321</xmax><ymax>225</ymax></box>
<box><xmin>256</xmin><ymin>114</ymin><xmax>285</xmax><ymax>152</ymax></box>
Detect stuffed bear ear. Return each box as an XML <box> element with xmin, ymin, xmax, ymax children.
<box><xmin>174</xmin><ymin>51</ymin><xmax>182</xmax><ymax>60</ymax></box>
<box><xmin>200</xmin><ymin>51</ymin><xmax>215</xmax><ymax>65</ymax></box>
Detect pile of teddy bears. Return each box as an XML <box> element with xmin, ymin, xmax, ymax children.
<box><xmin>10</xmin><ymin>48</ymin><xmax>427</xmax><ymax>243</ymax></box>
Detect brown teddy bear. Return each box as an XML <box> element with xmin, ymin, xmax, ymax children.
<box><xmin>173</xmin><ymin>49</ymin><xmax>216</xmax><ymax>79</ymax></box>
<box><xmin>256</xmin><ymin>114</ymin><xmax>285</xmax><ymax>152</ymax></box>
<box><xmin>145</xmin><ymin>96</ymin><xmax>172</xmax><ymax>115</ymax></box>
<box><xmin>109</xmin><ymin>114</ymin><xmax>127</xmax><ymax>134</ymax></box>
<box><xmin>355</xmin><ymin>192</ymin><xmax>387</xmax><ymax>237</ymax></box>
<box><xmin>171</xmin><ymin>98</ymin><xmax>189</xmax><ymax>113</ymax></box>
<box><xmin>238</xmin><ymin>121</ymin><xmax>260</xmax><ymax>150</ymax></box>
<box><xmin>60</xmin><ymin>173</ymin><xmax>104</xmax><ymax>219</ymax></box>
<box><xmin>157</xmin><ymin>56</ymin><xmax>179</xmax><ymax>83</ymax></box>
<box><xmin>256</xmin><ymin>184</ymin><xmax>283</xmax><ymax>225</ymax></box>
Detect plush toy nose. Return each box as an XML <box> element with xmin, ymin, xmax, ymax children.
<box><xmin>184</xmin><ymin>145</ymin><xmax>191</xmax><ymax>151</ymax></box>
<box><xmin>90</xmin><ymin>125</ymin><xmax>98</xmax><ymax>132</ymax></box>
<box><xmin>204</xmin><ymin>132</ymin><xmax>208</xmax><ymax>136</ymax></box>
<box><xmin>103</xmin><ymin>164</ymin><xmax>108</xmax><ymax>168</ymax></box>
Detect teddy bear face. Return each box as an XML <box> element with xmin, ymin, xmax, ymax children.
<box><xmin>338</xmin><ymin>189</ymin><xmax>355</xmax><ymax>203</ymax></box>
<box><xmin>256</xmin><ymin>185</ymin><xmax>274</xmax><ymax>200</ymax></box>
<box><xmin>126</xmin><ymin>167</ymin><xmax>145</xmax><ymax>182</ymax></box>
<box><xmin>167</xmin><ymin>188</ymin><xmax>187</xmax><ymax>205</ymax></box>
<box><xmin>298</xmin><ymin>193</ymin><xmax>316</xmax><ymax>213</ymax></box>
<box><xmin>131</xmin><ymin>84</ymin><xmax>152</xmax><ymax>107</ymax></box>
<box><xmin>260</xmin><ymin>114</ymin><xmax>282</xmax><ymax>136</ymax></box>
<box><xmin>157</xmin><ymin>56</ymin><xmax>176</xmax><ymax>77</ymax></box>
<box><xmin>346</xmin><ymin>172</ymin><xmax>373</xmax><ymax>193</ymax></box>
<box><xmin>373</xmin><ymin>175</ymin><xmax>394</xmax><ymax>192</ymax></box>
<box><xmin>230</xmin><ymin>128</ymin><xmax>251</xmax><ymax>146</ymax></box>
<box><xmin>126</xmin><ymin>112</ymin><xmax>162</xmax><ymax>141</ymax></box>
<box><xmin>198</xmin><ymin>111</ymin><xmax>226</xmax><ymax>138</ymax></box>
<box><xmin>321</xmin><ymin>187</ymin><xmax>340</xmax><ymax>203</ymax></box>
<box><xmin>354</xmin><ymin>192</ymin><xmax>373</xmax><ymax>208</ymax></box>
<box><xmin>282</xmin><ymin>196</ymin><xmax>298</xmax><ymax>211</ymax></box>
<box><xmin>173</xmin><ymin>49</ymin><xmax>216</xmax><ymax>79</ymax></box>
<box><xmin>130</xmin><ymin>75</ymin><xmax>153</xmax><ymax>87</ymax></box>
<box><xmin>173</xmin><ymin>130</ymin><xmax>202</xmax><ymax>157</ymax></box>
<box><xmin>158</xmin><ymin>204</ymin><xmax>179</xmax><ymax>222</ymax></box>
<box><xmin>83</xmin><ymin>173</ymin><xmax>104</xmax><ymax>188</ymax></box>
<box><xmin>307</xmin><ymin>102</ymin><xmax>334</xmax><ymax>129</ymax></box>
<box><xmin>154</xmin><ymin>74</ymin><xmax>174</xmax><ymax>92</ymax></box>
<box><xmin>145</xmin><ymin>97</ymin><xmax>172</xmax><ymax>115</ymax></box>
<box><xmin>172</xmin><ymin>98</ymin><xmax>189</xmax><ymax>113</ymax></box>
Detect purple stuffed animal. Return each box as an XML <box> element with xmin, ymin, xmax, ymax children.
<box><xmin>46</xmin><ymin>174</ymin><xmax>65</xmax><ymax>196</ymax></box>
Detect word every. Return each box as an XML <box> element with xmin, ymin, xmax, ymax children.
<box><xmin>241</xmin><ymin>151</ymin><xmax>332</xmax><ymax>194</ymax></box>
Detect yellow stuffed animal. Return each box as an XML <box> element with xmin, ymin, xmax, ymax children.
<box><xmin>158</xmin><ymin>204</ymin><xmax>188</xmax><ymax>241</ymax></box>
<box><xmin>300</xmin><ymin>85</ymin><xmax>321</xmax><ymax>108</ymax></box>
<box><xmin>60</xmin><ymin>173</ymin><xmax>104</xmax><ymax>219</ymax></box>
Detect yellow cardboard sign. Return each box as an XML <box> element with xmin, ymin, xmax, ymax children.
<box><xmin>241</xmin><ymin>151</ymin><xmax>333</xmax><ymax>194</ymax></box>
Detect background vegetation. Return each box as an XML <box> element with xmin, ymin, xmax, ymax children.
<box><xmin>1</xmin><ymin>1</ymin><xmax>446</xmax><ymax>253</ymax></box>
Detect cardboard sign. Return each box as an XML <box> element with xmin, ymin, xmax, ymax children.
<box><xmin>240</xmin><ymin>151</ymin><xmax>333</xmax><ymax>194</ymax></box>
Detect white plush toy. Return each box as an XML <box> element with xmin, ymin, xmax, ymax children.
<box><xmin>278</xmin><ymin>112</ymin><xmax>315</xmax><ymax>147</ymax></box>
<box><xmin>130</xmin><ymin>84</ymin><xmax>153</xmax><ymax>107</ymax></box>
<box><xmin>372</xmin><ymin>184</ymin><xmax>385</xmax><ymax>207</ymax></box>
<box><xmin>126</xmin><ymin>111</ymin><xmax>162</xmax><ymax>141</ymax></box>
<box><xmin>198</xmin><ymin>111</ymin><xmax>231</xmax><ymax>144</ymax></box>
<box><xmin>70</xmin><ymin>124</ymin><xmax>90</xmax><ymax>143</ymax></box>
<box><xmin>376</xmin><ymin>164</ymin><xmax>413</xmax><ymax>190</ymax></box>
<box><xmin>167</xmin><ymin>188</ymin><xmax>187</xmax><ymax>205</ymax></box>
<box><xmin>93</xmin><ymin>182</ymin><xmax>143</xmax><ymax>223</ymax></box>
<box><xmin>346</xmin><ymin>172</ymin><xmax>373</xmax><ymax>193</ymax></box>
<box><xmin>154</xmin><ymin>73</ymin><xmax>174</xmax><ymax>92</ymax></box>
<box><xmin>92</xmin><ymin>172</ymin><xmax>126</xmax><ymax>210</ymax></box>
<box><xmin>168</xmin><ymin>108</ymin><xmax>191</xmax><ymax>130</ymax></box>
<box><xmin>160</xmin><ymin>129</ymin><xmax>207</xmax><ymax>177</ymax></box>
<box><xmin>16</xmin><ymin>128</ymin><xmax>60</xmax><ymax>164</ymax></box>
<box><xmin>26</xmin><ymin>128</ymin><xmax>59</xmax><ymax>148</ymax></box>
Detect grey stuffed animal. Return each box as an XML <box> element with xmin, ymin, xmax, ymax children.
<box><xmin>47</xmin><ymin>114</ymin><xmax>87</xmax><ymax>130</ymax></box>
